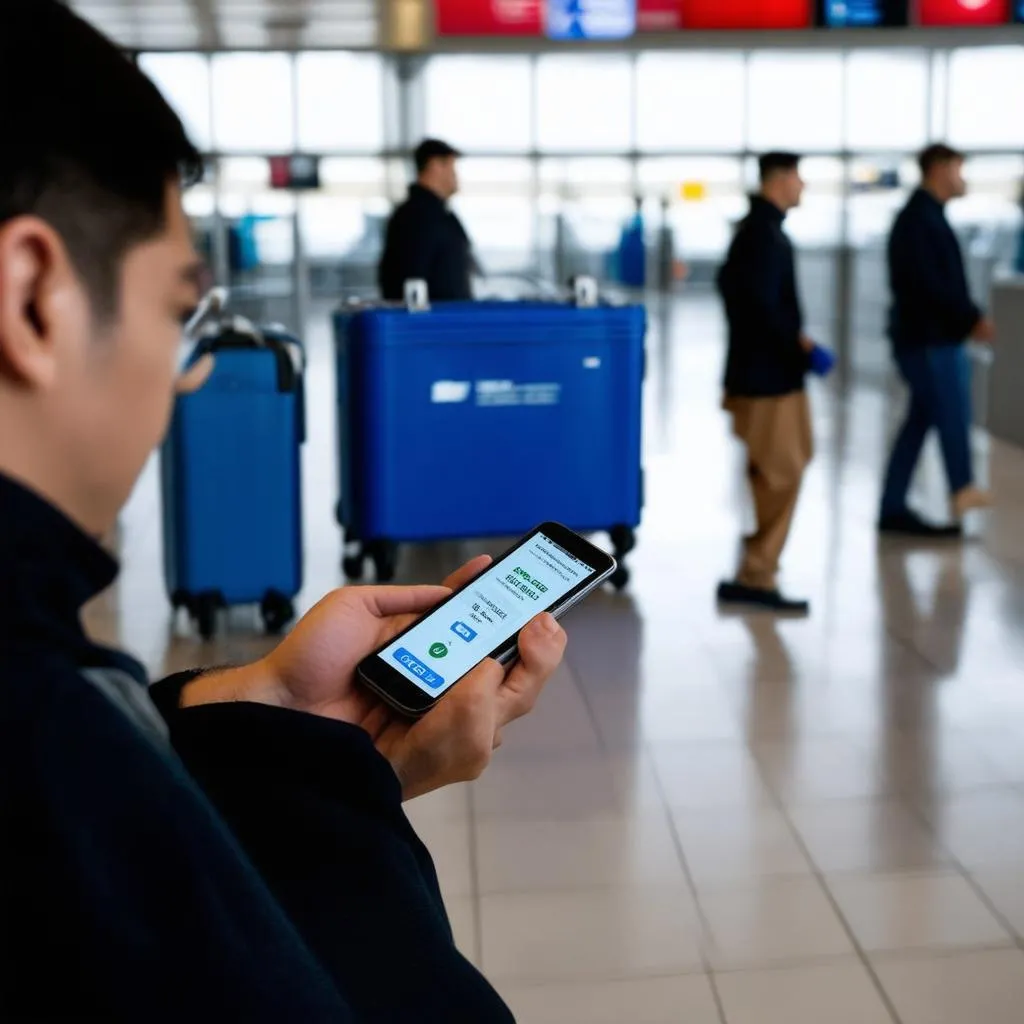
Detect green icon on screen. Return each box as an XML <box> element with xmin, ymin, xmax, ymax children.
<box><xmin>428</xmin><ymin>642</ymin><xmax>449</xmax><ymax>659</ymax></box>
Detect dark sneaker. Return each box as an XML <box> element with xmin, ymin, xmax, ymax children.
<box><xmin>878</xmin><ymin>511</ymin><xmax>963</xmax><ymax>539</ymax></box>
<box><xmin>716</xmin><ymin>580</ymin><xmax>810</xmax><ymax>614</ymax></box>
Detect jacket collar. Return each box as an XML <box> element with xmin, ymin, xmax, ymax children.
<box><xmin>409</xmin><ymin>182</ymin><xmax>447</xmax><ymax>209</ymax></box>
<box><xmin>0</xmin><ymin>472</ymin><xmax>123</xmax><ymax>661</ymax></box>
<box><xmin>750</xmin><ymin>194</ymin><xmax>786</xmax><ymax>224</ymax></box>
<box><xmin>914</xmin><ymin>187</ymin><xmax>946</xmax><ymax>212</ymax></box>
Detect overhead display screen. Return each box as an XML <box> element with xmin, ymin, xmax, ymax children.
<box><xmin>435</xmin><ymin>0</ymin><xmax>543</xmax><ymax>35</ymax></box>
<box><xmin>436</xmin><ymin>0</ymin><xmax>669</xmax><ymax>34</ymax></box>
<box><xmin>918</xmin><ymin>0</ymin><xmax>1010</xmax><ymax>25</ymax></box>
<box><xmin>817</xmin><ymin>0</ymin><xmax>909</xmax><ymax>25</ymax></box>
<box><xmin>636</xmin><ymin>0</ymin><xmax>683</xmax><ymax>29</ymax></box>
<box><xmin>677</xmin><ymin>0</ymin><xmax>811</xmax><ymax>27</ymax></box>
<box><xmin>547</xmin><ymin>0</ymin><xmax>637</xmax><ymax>38</ymax></box>
<box><xmin>435</xmin><ymin>0</ymin><xmax>1015</xmax><ymax>33</ymax></box>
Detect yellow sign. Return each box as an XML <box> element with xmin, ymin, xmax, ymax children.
<box><xmin>680</xmin><ymin>181</ymin><xmax>707</xmax><ymax>202</ymax></box>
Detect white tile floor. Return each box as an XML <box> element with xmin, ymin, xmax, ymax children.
<box><xmin>87</xmin><ymin>295</ymin><xmax>1024</xmax><ymax>1022</ymax></box>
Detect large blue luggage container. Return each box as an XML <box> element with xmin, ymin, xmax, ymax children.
<box><xmin>162</xmin><ymin>322</ymin><xmax>305</xmax><ymax>638</ymax></box>
<box><xmin>334</xmin><ymin>299</ymin><xmax>645</xmax><ymax>588</ymax></box>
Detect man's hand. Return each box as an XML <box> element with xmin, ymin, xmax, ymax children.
<box><xmin>799</xmin><ymin>334</ymin><xmax>815</xmax><ymax>354</ymax></box>
<box><xmin>179</xmin><ymin>557</ymin><xmax>567</xmax><ymax>800</ymax></box>
<box><xmin>971</xmin><ymin>316</ymin><xmax>996</xmax><ymax>344</ymax></box>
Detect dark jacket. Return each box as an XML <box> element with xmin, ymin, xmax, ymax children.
<box><xmin>717</xmin><ymin>196</ymin><xmax>808</xmax><ymax>398</ymax></box>
<box><xmin>888</xmin><ymin>188</ymin><xmax>981</xmax><ymax>349</ymax></box>
<box><xmin>379</xmin><ymin>184</ymin><xmax>473</xmax><ymax>302</ymax></box>
<box><xmin>0</xmin><ymin>473</ymin><xmax>512</xmax><ymax>1022</ymax></box>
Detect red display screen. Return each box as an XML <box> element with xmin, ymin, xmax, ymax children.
<box><xmin>679</xmin><ymin>0</ymin><xmax>811</xmax><ymax>28</ymax></box>
<box><xmin>435</xmin><ymin>0</ymin><xmax>679</xmax><ymax>33</ymax></box>
<box><xmin>918</xmin><ymin>0</ymin><xmax>1009</xmax><ymax>24</ymax></box>
<box><xmin>637</xmin><ymin>0</ymin><xmax>684</xmax><ymax>30</ymax></box>
<box><xmin>435</xmin><ymin>0</ymin><xmax>543</xmax><ymax>35</ymax></box>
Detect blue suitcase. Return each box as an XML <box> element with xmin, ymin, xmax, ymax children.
<box><xmin>333</xmin><ymin>299</ymin><xmax>645</xmax><ymax>588</ymax></box>
<box><xmin>162</xmin><ymin>322</ymin><xmax>305</xmax><ymax>638</ymax></box>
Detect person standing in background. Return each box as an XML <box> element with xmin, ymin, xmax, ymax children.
<box><xmin>878</xmin><ymin>144</ymin><xmax>995</xmax><ymax>538</ymax></box>
<box><xmin>716</xmin><ymin>152</ymin><xmax>815</xmax><ymax>615</ymax></box>
<box><xmin>379</xmin><ymin>139</ymin><xmax>474</xmax><ymax>302</ymax></box>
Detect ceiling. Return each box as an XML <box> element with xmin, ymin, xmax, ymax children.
<box><xmin>69</xmin><ymin>0</ymin><xmax>379</xmax><ymax>50</ymax></box>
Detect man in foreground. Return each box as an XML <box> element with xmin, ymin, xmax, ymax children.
<box><xmin>379</xmin><ymin>138</ymin><xmax>475</xmax><ymax>302</ymax></box>
<box><xmin>716</xmin><ymin>152</ymin><xmax>815</xmax><ymax>615</ymax></box>
<box><xmin>0</xmin><ymin>5</ymin><xmax>564</xmax><ymax>1019</ymax></box>
<box><xmin>879</xmin><ymin>143</ymin><xmax>994</xmax><ymax>538</ymax></box>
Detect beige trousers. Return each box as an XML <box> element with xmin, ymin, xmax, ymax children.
<box><xmin>724</xmin><ymin>390</ymin><xmax>813</xmax><ymax>591</ymax></box>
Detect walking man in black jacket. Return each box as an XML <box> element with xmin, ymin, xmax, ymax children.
<box><xmin>716</xmin><ymin>153</ymin><xmax>815</xmax><ymax>614</ymax></box>
<box><xmin>879</xmin><ymin>144</ymin><xmax>994</xmax><ymax>537</ymax></box>
<box><xmin>379</xmin><ymin>139</ymin><xmax>475</xmax><ymax>302</ymax></box>
<box><xmin>0</xmin><ymin>6</ymin><xmax>566</xmax><ymax>1020</ymax></box>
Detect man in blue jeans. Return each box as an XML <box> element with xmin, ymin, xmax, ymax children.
<box><xmin>879</xmin><ymin>144</ymin><xmax>995</xmax><ymax>538</ymax></box>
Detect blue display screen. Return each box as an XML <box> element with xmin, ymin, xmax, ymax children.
<box><xmin>546</xmin><ymin>0</ymin><xmax>637</xmax><ymax>39</ymax></box>
<box><xmin>820</xmin><ymin>0</ymin><xmax>907</xmax><ymax>25</ymax></box>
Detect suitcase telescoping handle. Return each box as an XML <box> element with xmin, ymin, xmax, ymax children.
<box><xmin>572</xmin><ymin>276</ymin><xmax>599</xmax><ymax>309</ymax></box>
<box><xmin>183</xmin><ymin>286</ymin><xmax>230</xmax><ymax>341</ymax></box>
<box><xmin>404</xmin><ymin>279</ymin><xmax>430</xmax><ymax>313</ymax></box>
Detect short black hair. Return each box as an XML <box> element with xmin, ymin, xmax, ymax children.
<box><xmin>759</xmin><ymin>152</ymin><xmax>801</xmax><ymax>182</ymax></box>
<box><xmin>0</xmin><ymin>1</ymin><xmax>202</xmax><ymax>319</ymax></box>
<box><xmin>414</xmin><ymin>139</ymin><xmax>462</xmax><ymax>176</ymax></box>
<box><xmin>919</xmin><ymin>143</ymin><xmax>965</xmax><ymax>178</ymax></box>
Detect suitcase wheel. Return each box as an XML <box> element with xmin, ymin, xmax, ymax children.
<box><xmin>193</xmin><ymin>593</ymin><xmax>220</xmax><ymax>641</ymax></box>
<box><xmin>609</xmin><ymin>525</ymin><xmax>636</xmax><ymax>559</ymax></box>
<box><xmin>342</xmin><ymin>552</ymin><xmax>366</xmax><ymax>581</ymax></box>
<box><xmin>609</xmin><ymin>565</ymin><xmax>630</xmax><ymax>592</ymax></box>
<box><xmin>261</xmin><ymin>591</ymin><xmax>295</xmax><ymax>636</ymax></box>
<box><xmin>368</xmin><ymin>540</ymin><xmax>399</xmax><ymax>584</ymax></box>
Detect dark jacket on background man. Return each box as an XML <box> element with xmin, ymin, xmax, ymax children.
<box><xmin>718</xmin><ymin>196</ymin><xmax>808</xmax><ymax>398</ymax></box>
<box><xmin>379</xmin><ymin>183</ymin><xmax>473</xmax><ymax>301</ymax></box>
<box><xmin>0</xmin><ymin>474</ymin><xmax>512</xmax><ymax>1022</ymax></box>
<box><xmin>888</xmin><ymin>188</ymin><xmax>981</xmax><ymax>350</ymax></box>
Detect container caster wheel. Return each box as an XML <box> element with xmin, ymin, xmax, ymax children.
<box><xmin>194</xmin><ymin>595</ymin><xmax>219</xmax><ymax>640</ymax></box>
<box><xmin>609</xmin><ymin>565</ymin><xmax>630</xmax><ymax>591</ymax></box>
<box><xmin>342</xmin><ymin>553</ymin><xmax>366</xmax><ymax>580</ymax></box>
<box><xmin>261</xmin><ymin>591</ymin><xmax>294</xmax><ymax>635</ymax></box>
<box><xmin>369</xmin><ymin>540</ymin><xmax>398</xmax><ymax>583</ymax></box>
<box><xmin>609</xmin><ymin>524</ymin><xmax>636</xmax><ymax>558</ymax></box>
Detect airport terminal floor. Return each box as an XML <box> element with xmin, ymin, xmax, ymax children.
<box><xmin>87</xmin><ymin>294</ymin><xmax>1024</xmax><ymax>1024</ymax></box>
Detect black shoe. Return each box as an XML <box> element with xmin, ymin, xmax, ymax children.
<box><xmin>717</xmin><ymin>580</ymin><xmax>810</xmax><ymax>614</ymax></box>
<box><xmin>878</xmin><ymin>511</ymin><xmax>963</xmax><ymax>539</ymax></box>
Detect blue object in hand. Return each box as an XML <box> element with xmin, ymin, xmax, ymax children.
<box><xmin>809</xmin><ymin>344</ymin><xmax>836</xmax><ymax>378</ymax></box>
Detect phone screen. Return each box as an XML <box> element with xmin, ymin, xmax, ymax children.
<box><xmin>377</xmin><ymin>530</ymin><xmax>597</xmax><ymax>698</ymax></box>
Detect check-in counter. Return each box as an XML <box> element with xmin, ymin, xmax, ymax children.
<box><xmin>987</xmin><ymin>279</ymin><xmax>1024</xmax><ymax>448</ymax></box>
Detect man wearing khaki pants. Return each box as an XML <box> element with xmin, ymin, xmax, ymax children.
<box><xmin>716</xmin><ymin>152</ymin><xmax>815</xmax><ymax>614</ymax></box>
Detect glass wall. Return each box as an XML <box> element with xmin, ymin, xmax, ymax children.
<box><xmin>142</xmin><ymin>43</ymin><xmax>1024</xmax><ymax>378</ymax></box>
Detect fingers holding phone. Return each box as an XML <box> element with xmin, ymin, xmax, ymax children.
<box><xmin>373</xmin><ymin>612</ymin><xmax>567</xmax><ymax>801</ymax></box>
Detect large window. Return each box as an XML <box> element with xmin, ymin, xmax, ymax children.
<box><xmin>747</xmin><ymin>52</ymin><xmax>844</xmax><ymax>152</ymax></box>
<box><xmin>138</xmin><ymin>53</ymin><xmax>212</xmax><ymax>151</ymax></box>
<box><xmin>424</xmin><ymin>57</ymin><xmax>533</xmax><ymax>152</ymax></box>
<box><xmin>947</xmin><ymin>47</ymin><xmax>1024</xmax><ymax>150</ymax></box>
<box><xmin>846</xmin><ymin>51</ymin><xmax>929</xmax><ymax>151</ymax></box>
<box><xmin>536</xmin><ymin>55</ymin><xmax>633</xmax><ymax>153</ymax></box>
<box><xmin>296</xmin><ymin>53</ymin><xmax>384</xmax><ymax>152</ymax></box>
<box><xmin>636</xmin><ymin>53</ymin><xmax>746</xmax><ymax>152</ymax></box>
<box><xmin>211</xmin><ymin>53</ymin><xmax>295</xmax><ymax>152</ymax></box>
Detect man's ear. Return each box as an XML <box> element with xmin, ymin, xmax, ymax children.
<box><xmin>0</xmin><ymin>217</ymin><xmax>79</xmax><ymax>389</ymax></box>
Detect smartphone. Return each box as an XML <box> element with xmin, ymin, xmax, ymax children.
<box><xmin>357</xmin><ymin>522</ymin><xmax>617</xmax><ymax>717</ymax></box>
